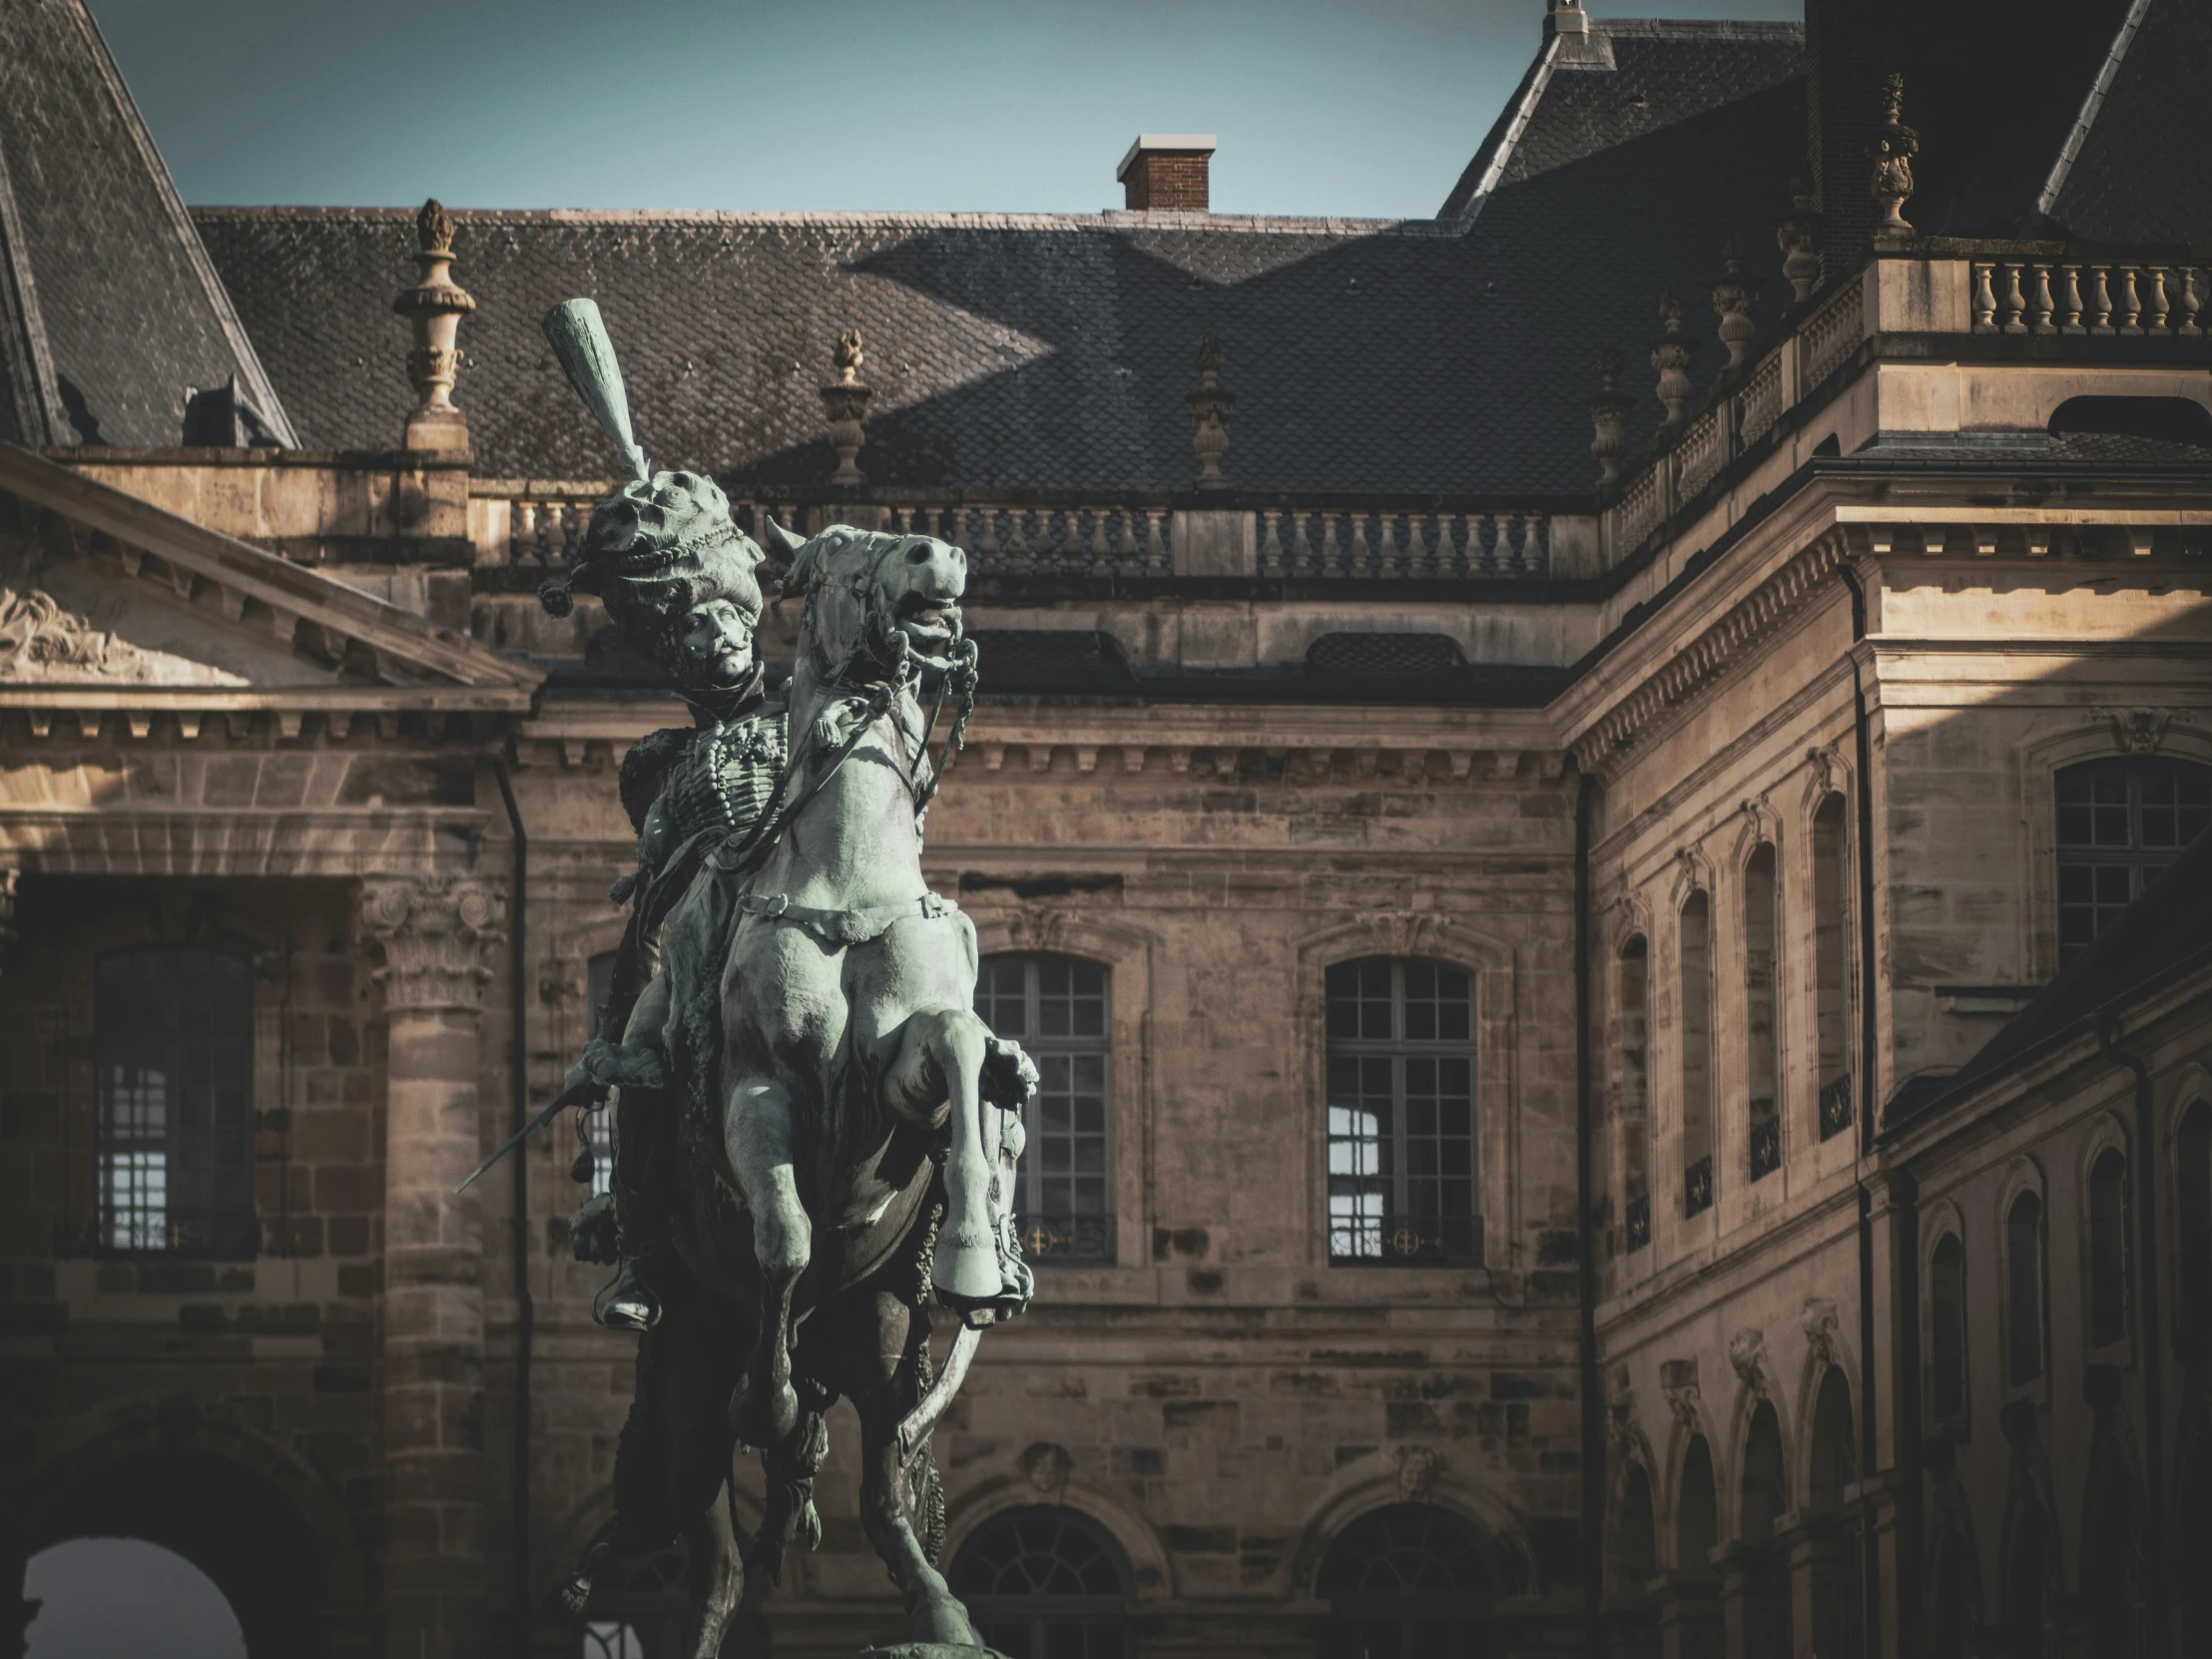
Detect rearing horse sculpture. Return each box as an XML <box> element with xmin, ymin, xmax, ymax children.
<box><xmin>571</xmin><ymin>521</ymin><xmax>1034</xmax><ymax>1657</ymax></box>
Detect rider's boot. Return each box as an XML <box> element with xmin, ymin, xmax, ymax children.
<box><xmin>595</xmin><ymin>1089</ymin><xmax>666</xmax><ymax>1332</ymax></box>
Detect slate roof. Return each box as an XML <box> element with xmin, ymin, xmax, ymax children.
<box><xmin>0</xmin><ymin>0</ymin><xmax>294</xmax><ymax>449</ymax></box>
<box><xmin>1889</xmin><ymin>826</ymin><xmax>2212</xmax><ymax>1130</ymax></box>
<box><xmin>194</xmin><ymin>20</ymin><xmax>1806</xmax><ymax>497</ymax></box>
<box><xmin>2043</xmin><ymin>0</ymin><xmax>2212</xmax><ymax>245</ymax></box>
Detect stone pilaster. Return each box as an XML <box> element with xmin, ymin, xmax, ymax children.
<box><xmin>1651</xmin><ymin>1567</ymin><xmax>1722</xmax><ymax>1659</ymax></box>
<box><xmin>360</xmin><ymin>876</ymin><xmax>503</xmax><ymax>1659</ymax></box>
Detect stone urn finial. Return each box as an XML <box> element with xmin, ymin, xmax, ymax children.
<box><xmin>821</xmin><ymin>328</ymin><xmax>872</xmax><ymax>488</ymax></box>
<box><xmin>391</xmin><ymin>198</ymin><xmax>476</xmax><ymax>449</ymax></box>
<box><xmin>1776</xmin><ymin>168</ymin><xmax>1825</xmax><ymax>303</ymax></box>
<box><xmin>1187</xmin><ymin>333</ymin><xmax>1235</xmax><ymax>489</ymax></box>
<box><xmin>1869</xmin><ymin>72</ymin><xmax>1921</xmax><ymax>235</ymax></box>
<box><xmin>1650</xmin><ymin>288</ymin><xmax>1694</xmax><ymax>431</ymax></box>
<box><xmin>1588</xmin><ymin>344</ymin><xmax>1631</xmax><ymax>486</ymax></box>
<box><xmin>1710</xmin><ymin>231</ymin><xmax>1758</xmax><ymax>371</ymax></box>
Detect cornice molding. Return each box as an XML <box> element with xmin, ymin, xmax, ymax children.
<box><xmin>1571</xmin><ymin>529</ymin><xmax>1851</xmax><ymax>774</ymax></box>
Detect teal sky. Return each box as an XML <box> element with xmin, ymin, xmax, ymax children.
<box><xmin>93</xmin><ymin>0</ymin><xmax>1800</xmax><ymax>220</ymax></box>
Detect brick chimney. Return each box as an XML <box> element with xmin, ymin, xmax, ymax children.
<box><xmin>1118</xmin><ymin>135</ymin><xmax>1217</xmax><ymax>211</ymax></box>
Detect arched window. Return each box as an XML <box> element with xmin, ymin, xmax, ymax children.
<box><xmin>2179</xmin><ymin>1101</ymin><xmax>2212</xmax><ymax>1363</ymax></box>
<box><xmin>2056</xmin><ymin>758</ymin><xmax>2211</xmax><ymax>961</ymax></box>
<box><xmin>95</xmin><ymin>946</ymin><xmax>255</xmax><ymax>1258</ymax></box>
<box><xmin>1325</xmin><ymin>957</ymin><xmax>1480</xmax><ymax>1265</ymax></box>
<box><xmin>2005</xmin><ymin>1192</ymin><xmax>2047</xmax><ymax>1387</ymax></box>
<box><xmin>1618</xmin><ymin>936</ymin><xmax>1652</xmax><ymax>1253</ymax></box>
<box><xmin>1614</xmin><ymin>1464</ymin><xmax>1658</xmax><ymax>1598</ymax></box>
<box><xmin>1813</xmin><ymin>795</ymin><xmax>1852</xmax><ymax>1140</ymax></box>
<box><xmin>1320</xmin><ymin>1503</ymin><xmax>1497</xmax><ymax>1659</ymax></box>
<box><xmin>583</xmin><ymin>950</ymin><xmax>619</xmax><ymax>1196</ymax></box>
<box><xmin>975</xmin><ymin>954</ymin><xmax>1113</xmax><ymax>1262</ymax></box>
<box><xmin>1679</xmin><ymin>892</ymin><xmax>1714</xmax><ymax>1217</ymax></box>
<box><xmin>1741</xmin><ymin>1403</ymin><xmax>1790</xmax><ymax>1659</ymax></box>
<box><xmin>1929</xmin><ymin>1233</ymin><xmax>1968</xmax><ymax>1433</ymax></box>
<box><xmin>950</xmin><ymin>1507</ymin><xmax>1130</xmax><ymax>1659</ymax></box>
<box><xmin>1744</xmin><ymin>844</ymin><xmax>1780</xmax><ymax>1180</ymax></box>
<box><xmin>26</xmin><ymin>1537</ymin><xmax>246</xmax><ymax>1657</ymax></box>
<box><xmin>1677</xmin><ymin>1435</ymin><xmax>1719</xmax><ymax>1574</ymax></box>
<box><xmin>2087</xmin><ymin>1148</ymin><xmax>2131</xmax><ymax>1351</ymax></box>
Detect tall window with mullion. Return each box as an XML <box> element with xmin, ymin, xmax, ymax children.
<box><xmin>2056</xmin><ymin>758</ymin><xmax>2211</xmax><ymax>961</ymax></box>
<box><xmin>974</xmin><ymin>953</ymin><xmax>1112</xmax><ymax>1263</ymax></box>
<box><xmin>1326</xmin><ymin>957</ymin><xmax>1480</xmax><ymax>1266</ymax></box>
<box><xmin>95</xmin><ymin>946</ymin><xmax>256</xmax><ymax>1257</ymax></box>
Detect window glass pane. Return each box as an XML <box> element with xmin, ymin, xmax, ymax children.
<box><xmin>97</xmin><ymin>947</ymin><xmax>254</xmax><ymax>1259</ymax></box>
<box><xmin>2055</xmin><ymin>761</ymin><xmax>2212</xmax><ymax>960</ymax></box>
<box><xmin>978</xmin><ymin>954</ymin><xmax>1113</xmax><ymax>1262</ymax></box>
<box><xmin>1325</xmin><ymin>958</ymin><xmax>1477</xmax><ymax>1265</ymax></box>
<box><xmin>2007</xmin><ymin>1194</ymin><xmax>2045</xmax><ymax>1384</ymax></box>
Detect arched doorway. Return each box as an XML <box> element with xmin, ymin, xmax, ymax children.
<box><xmin>30</xmin><ymin>1446</ymin><xmax>332</xmax><ymax>1659</ymax></box>
<box><xmin>1611</xmin><ymin>1465</ymin><xmax>1661</xmax><ymax>1658</ymax></box>
<box><xmin>1806</xmin><ymin>1369</ymin><xmax>1861</xmax><ymax>1659</ymax></box>
<box><xmin>1319</xmin><ymin>1503</ymin><xmax>1497</xmax><ymax>1659</ymax></box>
<box><xmin>26</xmin><ymin>1537</ymin><xmax>245</xmax><ymax>1657</ymax></box>
<box><xmin>949</xmin><ymin>1507</ymin><xmax>1131</xmax><ymax>1658</ymax></box>
<box><xmin>1676</xmin><ymin>1436</ymin><xmax>1722</xmax><ymax>1659</ymax></box>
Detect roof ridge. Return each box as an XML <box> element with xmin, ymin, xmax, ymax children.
<box><xmin>63</xmin><ymin>0</ymin><xmax>299</xmax><ymax>447</ymax></box>
<box><xmin>2036</xmin><ymin>0</ymin><xmax>2157</xmax><ymax>223</ymax></box>
<box><xmin>189</xmin><ymin>205</ymin><xmax>1465</xmax><ymax>239</ymax></box>
<box><xmin>1590</xmin><ymin>19</ymin><xmax>1804</xmax><ymax>37</ymax></box>
<box><xmin>1439</xmin><ymin>31</ymin><xmax>1562</xmax><ymax>223</ymax></box>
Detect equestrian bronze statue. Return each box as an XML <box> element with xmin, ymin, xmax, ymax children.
<box><xmin>509</xmin><ymin>300</ymin><xmax>1035</xmax><ymax>1657</ymax></box>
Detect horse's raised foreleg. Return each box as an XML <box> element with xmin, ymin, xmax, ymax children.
<box><xmin>883</xmin><ymin>1007</ymin><xmax>1003</xmax><ymax>1305</ymax></box>
<box><xmin>723</xmin><ymin>1071</ymin><xmax>810</xmax><ymax>1447</ymax></box>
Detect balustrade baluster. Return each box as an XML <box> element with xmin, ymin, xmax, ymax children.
<box><xmin>511</xmin><ymin>500</ymin><xmax>536</xmax><ymax>565</ymax></box>
<box><xmin>1289</xmin><ymin>511</ymin><xmax>1315</xmax><ymax>576</ymax></box>
<box><xmin>2116</xmin><ymin>267</ymin><xmax>2143</xmax><ymax>334</ymax></box>
<box><xmin>2000</xmin><ymin>263</ymin><xmax>2028</xmax><ymax>334</ymax></box>
<box><xmin>974</xmin><ymin>506</ymin><xmax>999</xmax><ymax>566</ymax></box>
<box><xmin>1476</xmin><ymin>515</ymin><xmax>1500</xmax><ymax>574</ymax></box>
<box><xmin>2029</xmin><ymin>265</ymin><xmax>2055</xmax><ymax>335</ymax></box>
<box><xmin>2144</xmin><ymin>268</ymin><xmax>2170</xmax><ymax>334</ymax></box>
<box><xmin>2179</xmin><ymin>269</ymin><xmax>2203</xmax><ymax>337</ymax></box>
<box><xmin>2087</xmin><ymin>267</ymin><xmax>2115</xmax><ymax>334</ymax></box>
<box><xmin>2059</xmin><ymin>265</ymin><xmax>2085</xmax><ymax>334</ymax></box>
<box><xmin>1970</xmin><ymin>263</ymin><xmax>1996</xmax><ymax>332</ymax></box>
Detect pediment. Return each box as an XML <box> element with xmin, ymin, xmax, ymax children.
<box><xmin>0</xmin><ymin>443</ymin><xmax>539</xmax><ymax>711</ymax></box>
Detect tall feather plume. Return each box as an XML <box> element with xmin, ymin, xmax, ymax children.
<box><xmin>541</xmin><ymin>298</ymin><xmax>650</xmax><ymax>483</ymax></box>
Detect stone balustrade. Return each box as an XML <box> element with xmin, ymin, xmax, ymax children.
<box><xmin>1970</xmin><ymin>257</ymin><xmax>2205</xmax><ymax>335</ymax></box>
<box><xmin>471</xmin><ymin>482</ymin><xmax>1562</xmax><ymax>582</ymax></box>
<box><xmin>1599</xmin><ymin>242</ymin><xmax>2212</xmax><ymax>567</ymax></box>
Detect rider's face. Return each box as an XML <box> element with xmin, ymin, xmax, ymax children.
<box><xmin>677</xmin><ymin>599</ymin><xmax>756</xmax><ymax>686</ymax></box>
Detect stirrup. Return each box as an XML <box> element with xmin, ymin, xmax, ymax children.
<box><xmin>593</xmin><ymin>1263</ymin><xmax>662</xmax><ymax>1332</ymax></box>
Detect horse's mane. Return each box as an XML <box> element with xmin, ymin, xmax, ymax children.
<box><xmin>777</xmin><ymin>524</ymin><xmax>901</xmax><ymax>603</ymax></box>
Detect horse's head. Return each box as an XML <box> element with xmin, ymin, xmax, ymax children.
<box><xmin>769</xmin><ymin>521</ymin><xmax>968</xmax><ymax>683</ymax></box>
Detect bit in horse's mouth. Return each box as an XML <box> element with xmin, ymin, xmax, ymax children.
<box><xmin>894</xmin><ymin>593</ymin><xmax>960</xmax><ymax>645</ymax></box>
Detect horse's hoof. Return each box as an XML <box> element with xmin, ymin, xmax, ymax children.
<box><xmin>555</xmin><ymin>1573</ymin><xmax>593</xmax><ymax>1617</ymax></box>
<box><xmin>729</xmin><ymin>1377</ymin><xmax>800</xmax><ymax>1448</ymax></box>
<box><xmin>931</xmin><ymin>1230</ymin><xmax>1005</xmax><ymax>1304</ymax></box>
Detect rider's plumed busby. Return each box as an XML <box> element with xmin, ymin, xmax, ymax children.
<box><xmin>536</xmin><ymin>469</ymin><xmax>762</xmax><ymax>666</ymax></box>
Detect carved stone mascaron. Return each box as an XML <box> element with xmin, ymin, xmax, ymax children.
<box><xmin>361</xmin><ymin>876</ymin><xmax>504</xmax><ymax>1012</ymax></box>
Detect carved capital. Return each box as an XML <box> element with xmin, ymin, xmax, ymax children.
<box><xmin>1660</xmin><ymin>1358</ymin><xmax>1701</xmax><ymax>1431</ymax></box>
<box><xmin>1728</xmin><ymin>1328</ymin><xmax>1769</xmax><ymax>1398</ymax></box>
<box><xmin>360</xmin><ymin>876</ymin><xmax>503</xmax><ymax>1013</ymax></box>
<box><xmin>1802</xmin><ymin>1296</ymin><xmax>1842</xmax><ymax>1373</ymax></box>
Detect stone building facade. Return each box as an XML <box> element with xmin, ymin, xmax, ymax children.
<box><xmin>2</xmin><ymin>3</ymin><xmax>2209</xmax><ymax>1659</ymax></box>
